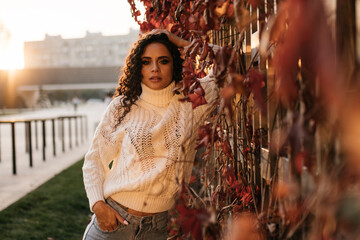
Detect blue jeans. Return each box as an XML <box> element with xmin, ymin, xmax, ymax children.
<box><xmin>82</xmin><ymin>198</ymin><xmax>168</xmax><ymax>240</ymax></box>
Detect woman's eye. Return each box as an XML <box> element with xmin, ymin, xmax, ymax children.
<box><xmin>160</xmin><ymin>59</ymin><xmax>170</xmax><ymax>64</ymax></box>
<box><xmin>142</xmin><ymin>60</ymin><xmax>150</xmax><ymax>65</ymax></box>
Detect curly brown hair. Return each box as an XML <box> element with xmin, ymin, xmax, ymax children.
<box><xmin>113</xmin><ymin>33</ymin><xmax>183</xmax><ymax>125</ymax></box>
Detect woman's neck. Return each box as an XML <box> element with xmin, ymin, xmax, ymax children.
<box><xmin>139</xmin><ymin>82</ymin><xmax>175</xmax><ymax>107</ymax></box>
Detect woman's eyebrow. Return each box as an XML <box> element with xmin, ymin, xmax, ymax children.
<box><xmin>141</xmin><ymin>56</ymin><xmax>171</xmax><ymax>59</ymax></box>
<box><xmin>158</xmin><ymin>56</ymin><xmax>170</xmax><ymax>60</ymax></box>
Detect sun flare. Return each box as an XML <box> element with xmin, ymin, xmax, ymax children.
<box><xmin>0</xmin><ymin>36</ymin><xmax>24</xmax><ymax>70</ymax></box>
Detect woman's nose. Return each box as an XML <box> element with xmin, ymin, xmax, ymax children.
<box><xmin>151</xmin><ymin>62</ymin><xmax>160</xmax><ymax>72</ymax></box>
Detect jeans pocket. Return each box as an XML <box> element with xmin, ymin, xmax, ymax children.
<box><xmin>94</xmin><ymin>217</ymin><xmax>126</xmax><ymax>234</ymax></box>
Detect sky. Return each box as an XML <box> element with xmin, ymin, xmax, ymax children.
<box><xmin>0</xmin><ymin>0</ymin><xmax>144</xmax><ymax>69</ymax></box>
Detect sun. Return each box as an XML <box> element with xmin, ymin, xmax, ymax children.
<box><xmin>0</xmin><ymin>28</ymin><xmax>24</xmax><ymax>70</ymax></box>
<box><xmin>0</xmin><ymin>40</ymin><xmax>24</xmax><ymax>70</ymax></box>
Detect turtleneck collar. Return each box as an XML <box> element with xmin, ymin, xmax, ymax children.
<box><xmin>139</xmin><ymin>82</ymin><xmax>175</xmax><ymax>107</ymax></box>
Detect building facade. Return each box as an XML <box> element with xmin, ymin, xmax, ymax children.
<box><xmin>24</xmin><ymin>28</ymin><xmax>139</xmax><ymax>69</ymax></box>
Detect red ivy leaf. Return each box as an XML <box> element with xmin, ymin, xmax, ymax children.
<box><xmin>247</xmin><ymin>0</ymin><xmax>264</xmax><ymax>8</ymax></box>
<box><xmin>196</xmin><ymin>135</ymin><xmax>210</xmax><ymax>150</ymax></box>
<box><xmin>234</xmin><ymin>0</ymin><xmax>250</xmax><ymax>32</ymax></box>
<box><xmin>180</xmin><ymin>59</ymin><xmax>197</xmax><ymax>95</ymax></box>
<box><xmin>188</xmin><ymin>93</ymin><xmax>207</xmax><ymax>109</ymax></box>
<box><xmin>232</xmin><ymin>204</ymin><xmax>243</xmax><ymax>213</ymax></box>
<box><xmin>295</xmin><ymin>151</ymin><xmax>311</xmax><ymax>174</ymax></box>
<box><xmin>222</xmin><ymin>139</ymin><xmax>233</xmax><ymax>159</ymax></box>
<box><xmin>188</xmin><ymin>83</ymin><xmax>207</xmax><ymax>109</ymax></box>
<box><xmin>214</xmin><ymin>0</ymin><xmax>229</xmax><ymax>18</ymax></box>
<box><xmin>196</xmin><ymin>123</ymin><xmax>218</xmax><ymax>149</ymax></box>
<box><xmin>243</xmin><ymin>146</ymin><xmax>251</xmax><ymax>156</ymax></box>
<box><xmin>189</xmin><ymin>175</ymin><xmax>197</xmax><ymax>184</ymax></box>
<box><xmin>239</xmin><ymin>186</ymin><xmax>253</xmax><ymax>206</ymax></box>
<box><xmin>222</xmin><ymin>165</ymin><xmax>237</xmax><ymax>187</ymax></box>
<box><xmin>175</xmin><ymin>203</ymin><xmax>210</xmax><ymax>240</ymax></box>
<box><xmin>213</xmin><ymin>46</ymin><xmax>233</xmax><ymax>87</ymax></box>
<box><xmin>226</xmin><ymin>2</ymin><xmax>234</xmax><ymax>18</ymax></box>
<box><xmin>245</xmin><ymin>68</ymin><xmax>266</xmax><ymax>114</ymax></box>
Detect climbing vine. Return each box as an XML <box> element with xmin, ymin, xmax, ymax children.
<box><xmin>127</xmin><ymin>0</ymin><xmax>360</xmax><ymax>239</ymax></box>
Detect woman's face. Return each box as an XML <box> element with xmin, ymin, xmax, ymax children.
<box><xmin>141</xmin><ymin>42</ymin><xmax>174</xmax><ymax>90</ymax></box>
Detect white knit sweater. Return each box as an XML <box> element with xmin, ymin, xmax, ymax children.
<box><xmin>82</xmin><ymin>71</ymin><xmax>218</xmax><ymax>213</ymax></box>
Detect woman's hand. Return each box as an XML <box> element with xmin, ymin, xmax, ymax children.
<box><xmin>92</xmin><ymin>201</ymin><xmax>128</xmax><ymax>232</ymax></box>
<box><xmin>148</xmin><ymin>29</ymin><xmax>190</xmax><ymax>48</ymax></box>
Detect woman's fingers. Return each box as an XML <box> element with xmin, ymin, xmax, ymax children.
<box><xmin>148</xmin><ymin>29</ymin><xmax>168</xmax><ymax>36</ymax></box>
<box><xmin>148</xmin><ymin>29</ymin><xmax>190</xmax><ymax>48</ymax></box>
<box><xmin>98</xmin><ymin>215</ymin><xmax>117</xmax><ymax>231</ymax></box>
<box><xmin>94</xmin><ymin>202</ymin><xmax>128</xmax><ymax>231</ymax></box>
<box><xmin>111</xmin><ymin>207</ymin><xmax>129</xmax><ymax>225</ymax></box>
<box><xmin>167</xmin><ymin>32</ymin><xmax>191</xmax><ymax>48</ymax></box>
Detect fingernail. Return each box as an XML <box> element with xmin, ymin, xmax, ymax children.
<box><xmin>124</xmin><ymin>220</ymin><xmax>129</xmax><ymax>225</ymax></box>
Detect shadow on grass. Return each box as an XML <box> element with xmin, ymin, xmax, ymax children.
<box><xmin>0</xmin><ymin>160</ymin><xmax>91</xmax><ymax>240</ymax></box>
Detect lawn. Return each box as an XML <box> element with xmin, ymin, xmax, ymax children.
<box><xmin>0</xmin><ymin>160</ymin><xmax>91</xmax><ymax>240</ymax></box>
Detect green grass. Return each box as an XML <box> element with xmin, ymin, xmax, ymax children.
<box><xmin>0</xmin><ymin>160</ymin><xmax>92</xmax><ymax>240</ymax></box>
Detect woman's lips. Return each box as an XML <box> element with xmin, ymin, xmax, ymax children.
<box><xmin>150</xmin><ymin>77</ymin><xmax>162</xmax><ymax>82</ymax></box>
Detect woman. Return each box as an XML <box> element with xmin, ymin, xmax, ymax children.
<box><xmin>82</xmin><ymin>29</ymin><xmax>219</xmax><ymax>240</ymax></box>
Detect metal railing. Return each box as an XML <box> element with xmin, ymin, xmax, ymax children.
<box><xmin>0</xmin><ymin>115</ymin><xmax>88</xmax><ymax>175</ymax></box>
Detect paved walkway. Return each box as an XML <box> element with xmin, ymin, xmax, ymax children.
<box><xmin>0</xmin><ymin>102</ymin><xmax>107</xmax><ymax>211</ymax></box>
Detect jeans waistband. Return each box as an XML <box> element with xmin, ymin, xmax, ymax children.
<box><xmin>106</xmin><ymin>198</ymin><xmax>168</xmax><ymax>226</ymax></box>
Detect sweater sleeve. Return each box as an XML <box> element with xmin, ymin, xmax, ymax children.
<box><xmin>192</xmin><ymin>44</ymin><xmax>223</xmax><ymax>119</ymax></box>
<box><xmin>191</xmin><ymin>68</ymin><xmax>219</xmax><ymax>127</ymax></box>
<box><xmin>199</xmin><ymin>67</ymin><xmax>219</xmax><ymax>104</ymax></box>
<box><xmin>82</xmin><ymin>97</ymin><xmax>123</xmax><ymax>211</ymax></box>
<box><xmin>188</xmin><ymin>45</ymin><xmax>229</xmax><ymax>138</ymax></box>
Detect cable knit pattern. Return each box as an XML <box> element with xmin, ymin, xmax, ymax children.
<box><xmin>83</xmin><ymin>71</ymin><xmax>218</xmax><ymax>213</ymax></box>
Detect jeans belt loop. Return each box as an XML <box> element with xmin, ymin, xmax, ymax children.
<box><xmin>151</xmin><ymin>215</ymin><xmax>156</xmax><ymax>228</ymax></box>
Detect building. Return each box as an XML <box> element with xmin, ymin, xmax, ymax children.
<box><xmin>0</xmin><ymin>29</ymin><xmax>141</xmax><ymax>108</ymax></box>
<box><xmin>23</xmin><ymin>28</ymin><xmax>139</xmax><ymax>69</ymax></box>
<box><xmin>0</xmin><ymin>65</ymin><xmax>124</xmax><ymax>108</ymax></box>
